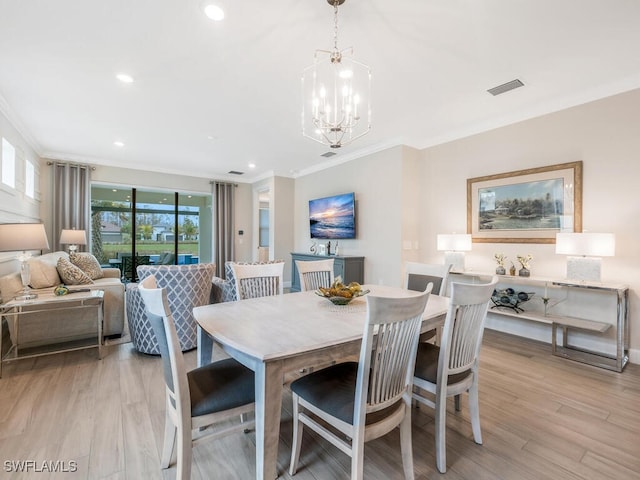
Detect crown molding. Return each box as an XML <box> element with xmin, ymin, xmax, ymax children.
<box><xmin>0</xmin><ymin>91</ymin><xmax>42</xmax><ymax>156</ymax></box>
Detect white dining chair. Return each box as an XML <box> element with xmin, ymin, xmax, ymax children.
<box><xmin>138</xmin><ymin>275</ymin><xmax>255</xmax><ymax>480</ymax></box>
<box><xmin>295</xmin><ymin>258</ymin><xmax>335</xmax><ymax>291</ymax></box>
<box><xmin>289</xmin><ymin>286</ymin><xmax>432</xmax><ymax>480</ymax></box>
<box><xmin>404</xmin><ymin>261</ymin><xmax>452</xmax><ymax>296</ymax></box>
<box><xmin>412</xmin><ymin>276</ymin><xmax>498</xmax><ymax>473</ymax></box>
<box><xmin>230</xmin><ymin>261</ymin><xmax>284</xmax><ymax>300</ymax></box>
<box><xmin>404</xmin><ymin>262</ymin><xmax>453</xmax><ymax>344</ymax></box>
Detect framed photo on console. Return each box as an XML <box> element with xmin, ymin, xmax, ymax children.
<box><xmin>467</xmin><ymin>161</ymin><xmax>582</xmax><ymax>244</ymax></box>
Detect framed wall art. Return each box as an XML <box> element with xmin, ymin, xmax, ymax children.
<box><xmin>467</xmin><ymin>161</ymin><xmax>582</xmax><ymax>244</ymax></box>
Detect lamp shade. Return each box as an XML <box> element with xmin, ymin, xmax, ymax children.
<box><xmin>437</xmin><ymin>234</ymin><xmax>472</xmax><ymax>252</ymax></box>
<box><xmin>59</xmin><ymin>229</ymin><xmax>87</xmax><ymax>246</ymax></box>
<box><xmin>555</xmin><ymin>233</ymin><xmax>615</xmax><ymax>257</ymax></box>
<box><xmin>0</xmin><ymin>223</ymin><xmax>50</xmax><ymax>252</ymax></box>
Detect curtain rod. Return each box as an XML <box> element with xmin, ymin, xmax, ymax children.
<box><xmin>46</xmin><ymin>161</ymin><xmax>96</xmax><ymax>171</ymax></box>
<box><xmin>209</xmin><ymin>180</ymin><xmax>238</xmax><ymax>187</ymax></box>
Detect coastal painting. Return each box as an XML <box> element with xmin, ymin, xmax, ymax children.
<box><xmin>468</xmin><ymin>162</ymin><xmax>582</xmax><ymax>244</ymax></box>
<box><xmin>309</xmin><ymin>192</ymin><xmax>356</xmax><ymax>239</ymax></box>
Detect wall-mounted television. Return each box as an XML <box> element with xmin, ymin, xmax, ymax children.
<box><xmin>309</xmin><ymin>192</ymin><xmax>356</xmax><ymax>239</ymax></box>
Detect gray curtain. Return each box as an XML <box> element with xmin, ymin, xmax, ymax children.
<box><xmin>213</xmin><ymin>182</ymin><xmax>235</xmax><ymax>278</ymax></box>
<box><xmin>52</xmin><ymin>162</ymin><xmax>91</xmax><ymax>252</ymax></box>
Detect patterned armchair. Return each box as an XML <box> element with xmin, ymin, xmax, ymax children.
<box><xmin>211</xmin><ymin>262</ymin><xmax>239</xmax><ymax>303</ymax></box>
<box><xmin>126</xmin><ymin>263</ymin><xmax>215</xmax><ymax>354</ymax></box>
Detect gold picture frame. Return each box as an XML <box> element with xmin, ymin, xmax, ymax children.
<box><xmin>467</xmin><ymin>161</ymin><xmax>582</xmax><ymax>244</ymax></box>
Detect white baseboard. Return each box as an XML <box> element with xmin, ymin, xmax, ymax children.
<box><xmin>628</xmin><ymin>348</ymin><xmax>640</xmax><ymax>365</ymax></box>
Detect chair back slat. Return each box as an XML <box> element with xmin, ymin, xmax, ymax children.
<box><xmin>356</xmin><ymin>286</ymin><xmax>432</xmax><ymax>417</ymax></box>
<box><xmin>138</xmin><ymin>275</ymin><xmax>189</xmax><ymax>413</ymax></box>
<box><xmin>231</xmin><ymin>262</ymin><xmax>284</xmax><ymax>300</ymax></box>
<box><xmin>439</xmin><ymin>278</ymin><xmax>498</xmax><ymax>377</ymax></box>
<box><xmin>296</xmin><ymin>259</ymin><xmax>335</xmax><ymax>291</ymax></box>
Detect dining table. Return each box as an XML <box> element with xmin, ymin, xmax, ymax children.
<box><xmin>193</xmin><ymin>284</ymin><xmax>450</xmax><ymax>480</ymax></box>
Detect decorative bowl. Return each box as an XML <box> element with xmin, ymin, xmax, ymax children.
<box><xmin>315</xmin><ymin>288</ymin><xmax>370</xmax><ymax>305</ymax></box>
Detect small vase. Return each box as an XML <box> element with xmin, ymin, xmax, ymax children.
<box><xmin>495</xmin><ymin>265</ymin><xmax>506</xmax><ymax>275</ymax></box>
<box><xmin>519</xmin><ymin>267</ymin><xmax>530</xmax><ymax>277</ymax></box>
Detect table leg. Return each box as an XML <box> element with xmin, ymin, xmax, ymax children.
<box><xmin>255</xmin><ymin>360</ymin><xmax>284</xmax><ymax>480</ymax></box>
<box><xmin>197</xmin><ymin>325</ymin><xmax>214</xmax><ymax>368</ymax></box>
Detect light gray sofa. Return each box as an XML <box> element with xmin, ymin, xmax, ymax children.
<box><xmin>0</xmin><ymin>251</ymin><xmax>125</xmax><ymax>348</ymax></box>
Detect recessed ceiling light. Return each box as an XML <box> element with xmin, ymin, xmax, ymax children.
<box><xmin>116</xmin><ymin>73</ymin><xmax>134</xmax><ymax>83</ymax></box>
<box><xmin>204</xmin><ymin>4</ymin><xmax>224</xmax><ymax>21</ymax></box>
<box><xmin>248</xmin><ymin>163</ymin><xmax>256</xmax><ymax>169</ymax></box>
<box><xmin>114</xmin><ymin>141</ymin><xmax>125</xmax><ymax>147</ymax></box>
<box><xmin>112</xmin><ymin>189</ymin><xmax>118</xmax><ymax>192</ymax></box>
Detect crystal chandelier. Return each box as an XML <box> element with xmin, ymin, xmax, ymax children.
<box><xmin>302</xmin><ymin>0</ymin><xmax>372</xmax><ymax>148</ymax></box>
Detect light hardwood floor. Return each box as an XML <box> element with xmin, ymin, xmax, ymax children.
<box><xmin>0</xmin><ymin>330</ymin><xmax>638</xmax><ymax>479</ymax></box>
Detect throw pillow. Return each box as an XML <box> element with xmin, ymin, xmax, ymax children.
<box><xmin>70</xmin><ymin>252</ymin><xmax>104</xmax><ymax>280</ymax></box>
<box><xmin>57</xmin><ymin>257</ymin><xmax>94</xmax><ymax>285</ymax></box>
<box><xmin>28</xmin><ymin>257</ymin><xmax>62</xmax><ymax>288</ymax></box>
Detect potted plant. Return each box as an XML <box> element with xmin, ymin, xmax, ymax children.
<box><xmin>516</xmin><ymin>254</ymin><xmax>533</xmax><ymax>277</ymax></box>
<box><xmin>494</xmin><ymin>253</ymin><xmax>507</xmax><ymax>275</ymax></box>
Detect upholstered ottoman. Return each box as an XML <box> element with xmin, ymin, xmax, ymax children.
<box><xmin>126</xmin><ymin>263</ymin><xmax>215</xmax><ymax>354</ymax></box>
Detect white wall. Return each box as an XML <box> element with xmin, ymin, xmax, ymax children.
<box><xmin>294</xmin><ymin>146</ymin><xmax>406</xmax><ymax>287</ymax></box>
<box><xmin>293</xmin><ymin>88</ymin><xmax>640</xmax><ymax>363</ymax></box>
<box><xmin>0</xmin><ymin>107</ymin><xmax>43</xmax><ymax>276</ymax></box>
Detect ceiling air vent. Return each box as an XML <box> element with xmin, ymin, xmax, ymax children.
<box><xmin>487</xmin><ymin>79</ymin><xmax>525</xmax><ymax>96</ymax></box>
<box><xmin>321</xmin><ymin>151</ymin><xmax>337</xmax><ymax>158</ymax></box>
<box><xmin>228</xmin><ymin>170</ymin><xmax>244</xmax><ymax>175</ymax></box>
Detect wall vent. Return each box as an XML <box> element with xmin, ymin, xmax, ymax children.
<box><xmin>321</xmin><ymin>151</ymin><xmax>337</xmax><ymax>158</ymax></box>
<box><xmin>487</xmin><ymin>79</ymin><xmax>525</xmax><ymax>96</ymax></box>
<box><xmin>228</xmin><ymin>170</ymin><xmax>244</xmax><ymax>175</ymax></box>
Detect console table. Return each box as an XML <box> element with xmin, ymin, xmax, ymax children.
<box><xmin>290</xmin><ymin>253</ymin><xmax>364</xmax><ymax>292</ymax></box>
<box><xmin>452</xmin><ymin>272</ymin><xmax>629</xmax><ymax>372</ymax></box>
<box><xmin>0</xmin><ymin>290</ymin><xmax>104</xmax><ymax>377</ymax></box>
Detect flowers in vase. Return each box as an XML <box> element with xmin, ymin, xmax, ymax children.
<box><xmin>516</xmin><ymin>254</ymin><xmax>533</xmax><ymax>270</ymax></box>
<box><xmin>494</xmin><ymin>253</ymin><xmax>507</xmax><ymax>267</ymax></box>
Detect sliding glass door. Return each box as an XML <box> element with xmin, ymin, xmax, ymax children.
<box><xmin>90</xmin><ymin>185</ymin><xmax>211</xmax><ymax>281</ymax></box>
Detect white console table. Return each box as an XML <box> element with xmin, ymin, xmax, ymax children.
<box><xmin>451</xmin><ymin>272</ymin><xmax>629</xmax><ymax>372</ymax></box>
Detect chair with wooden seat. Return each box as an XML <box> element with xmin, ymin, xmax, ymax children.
<box><xmin>295</xmin><ymin>258</ymin><xmax>335</xmax><ymax>291</ymax></box>
<box><xmin>412</xmin><ymin>276</ymin><xmax>498</xmax><ymax>473</ymax></box>
<box><xmin>138</xmin><ymin>275</ymin><xmax>255</xmax><ymax>480</ymax></box>
<box><xmin>289</xmin><ymin>286</ymin><xmax>432</xmax><ymax>480</ymax></box>
<box><xmin>230</xmin><ymin>261</ymin><xmax>284</xmax><ymax>300</ymax></box>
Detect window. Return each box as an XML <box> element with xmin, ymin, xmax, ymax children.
<box><xmin>1</xmin><ymin>138</ymin><xmax>16</xmax><ymax>188</ymax></box>
<box><xmin>25</xmin><ymin>159</ymin><xmax>35</xmax><ymax>198</ymax></box>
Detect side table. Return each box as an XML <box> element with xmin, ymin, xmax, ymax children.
<box><xmin>0</xmin><ymin>289</ymin><xmax>104</xmax><ymax>377</ymax></box>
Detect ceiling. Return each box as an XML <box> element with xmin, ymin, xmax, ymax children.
<box><xmin>1</xmin><ymin>1</ymin><xmax>640</xmax><ymax>183</ymax></box>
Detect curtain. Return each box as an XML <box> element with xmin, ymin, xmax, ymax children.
<box><xmin>213</xmin><ymin>182</ymin><xmax>235</xmax><ymax>278</ymax></box>
<box><xmin>52</xmin><ymin>162</ymin><xmax>91</xmax><ymax>252</ymax></box>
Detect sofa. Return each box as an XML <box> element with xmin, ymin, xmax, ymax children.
<box><xmin>0</xmin><ymin>251</ymin><xmax>125</xmax><ymax>348</ymax></box>
<box><xmin>126</xmin><ymin>263</ymin><xmax>216</xmax><ymax>354</ymax></box>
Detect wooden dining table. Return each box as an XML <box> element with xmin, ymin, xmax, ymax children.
<box><xmin>193</xmin><ymin>285</ymin><xmax>450</xmax><ymax>480</ymax></box>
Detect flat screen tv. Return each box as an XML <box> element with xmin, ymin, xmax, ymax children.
<box><xmin>309</xmin><ymin>192</ymin><xmax>356</xmax><ymax>239</ymax></box>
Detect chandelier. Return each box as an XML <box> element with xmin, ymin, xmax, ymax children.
<box><xmin>302</xmin><ymin>0</ymin><xmax>372</xmax><ymax>148</ymax></box>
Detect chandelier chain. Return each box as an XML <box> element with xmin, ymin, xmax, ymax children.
<box><xmin>333</xmin><ymin>0</ymin><xmax>339</xmax><ymax>52</ymax></box>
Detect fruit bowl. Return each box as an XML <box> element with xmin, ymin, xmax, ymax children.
<box><xmin>315</xmin><ymin>281</ymin><xmax>370</xmax><ymax>305</ymax></box>
<box><xmin>315</xmin><ymin>289</ymin><xmax>370</xmax><ymax>305</ymax></box>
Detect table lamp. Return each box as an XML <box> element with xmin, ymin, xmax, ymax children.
<box><xmin>0</xmin><ymin>223</ymin><xmax>50</xmax><ymax>300</ymax></box>
<box><xmin>59</xmin><ymin>228</ymin><xmax>87</xmax><ymax>253</ymax></box>
<box><xmin>437</xmin><ymin>233</ymin><xmax>472</xmax><ymax>272</ymax></box>
<box><xmin>555</xmin><ymin>232</ymin><xmax>615</xmax><ymax>282</ymax></box>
